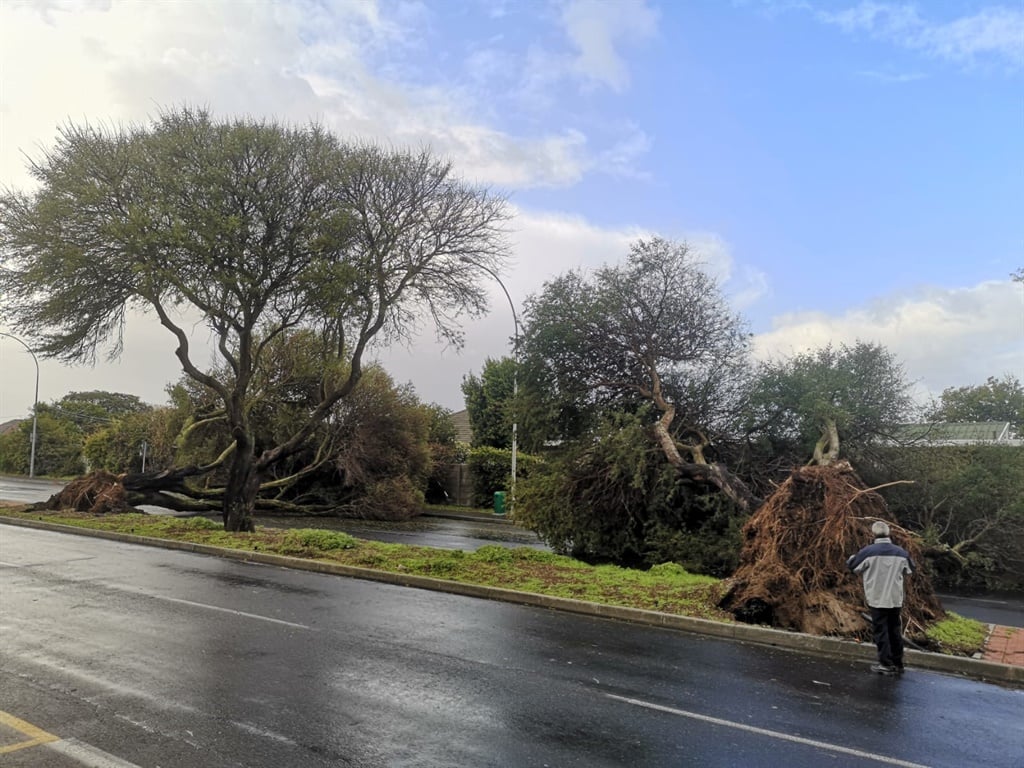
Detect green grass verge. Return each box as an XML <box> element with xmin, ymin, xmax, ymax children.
<box><xmin>926</xmin><ymin>612</ymin><xmax>989</xmax><ymax>656</ymax></box>
<box><xmin>3</xmin><ymin>509</ymin><xmax>731</xmax><ymax>621</ymax></box>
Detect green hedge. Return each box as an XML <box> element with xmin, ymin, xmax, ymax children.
<box><xmin>467</xmin><ymin>446</ymin><xmax>543</xmax><ymax>508</ymax></box>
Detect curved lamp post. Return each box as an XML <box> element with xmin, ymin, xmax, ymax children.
<box><xmin>460</xmin><ymin>257</ymin><xmax>520</xmax><ymax>512</ymax></box>
<box><xmin>0</xmin><ymin>332</ymin><xmax>39</xmax><ymax>478</ymax></box>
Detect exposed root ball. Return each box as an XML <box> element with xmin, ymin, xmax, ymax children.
<box><xmin>718</xmin><ymin>461</ymin><xmax>944</xmax><ymax>640</ymax></box>
<box><xmin>39</xmin><ymin>471</ymin><xmax>134</xmax><ymax>515</ymax></box>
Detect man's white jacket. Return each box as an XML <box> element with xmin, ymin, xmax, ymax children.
<box><xmin>847</xmin><ymin>537</ymin><xmax>914</xmax><ymax>609</ymax></box>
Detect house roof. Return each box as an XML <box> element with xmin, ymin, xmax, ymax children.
<box><xmin>892</xmin><ymin>421</ymin><xmax>1013</xmax><ymax>444</ymax></box>
<box><xmin>0</xmin><ymin>419</ymin><xmax>24</xmax><ymax>436</ymax></box>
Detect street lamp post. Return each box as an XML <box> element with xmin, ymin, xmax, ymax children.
<box><xmin>0</xmin><ymin>332</ymin><xmax>39</xmax><ymax>478</ymax></box>
<box><xmin>460</xmin><ymin>257</ymin><xmax>520</xmax><ymax>512</ymax></box>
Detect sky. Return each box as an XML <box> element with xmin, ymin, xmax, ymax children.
<box><xmin>1</xmin><ymin>0</ymin><xmax>1022</xmax><ymax>423</ymax></box>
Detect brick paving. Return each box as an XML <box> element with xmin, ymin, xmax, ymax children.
<box><xmin>982</xmin><ymin>625</ymin><xmax>1024</xmax><ymax>666</ymax></box>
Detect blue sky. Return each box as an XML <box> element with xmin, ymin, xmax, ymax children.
<box><xmin>1</xmin><ymin>0</ymin><xmax>1021</xmax><ymax>419</ymax></box>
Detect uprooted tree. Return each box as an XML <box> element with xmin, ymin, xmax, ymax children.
<box><xmin>514</xmin><ymin>237</ymin><xmax>943</xmax><ymax>636</ymax></box>
<box><xmin>0</xmin><ymin>107</ymin><xmax>509</xmax><ymax>531</ymax></box>
<box><xmin>717</xmin><ymin>461</ymin><xmax>945</xmax><ymax>640</ymax></box>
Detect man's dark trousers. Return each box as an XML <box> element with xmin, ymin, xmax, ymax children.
<box><xmin>870</xmin><ymin>606</ymin><xmax>904</xmax><ymax>668</ymax></box>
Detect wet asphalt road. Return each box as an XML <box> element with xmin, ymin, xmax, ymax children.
<box><xmin>256</xmin><ymin>512</ymin><xmax>551</xmax><ymax>552</ymax></box>
<box><xmin>935</xmin><ymin>592</ymin><xmax>1024</xmax><ymax>627</ymax></box>
<box><xmin>2</xmin><ymin>525</ymin><xmax>1023</xmax><ymax>768</ymax></box>
<box><xmin>0</xmin><ymin>476</ymin><xmax>64</xmax><ymax>505</ymax></box>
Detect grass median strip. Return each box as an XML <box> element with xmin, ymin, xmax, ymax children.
<box><xmin>2</xmin><ymin>509</ymin><xmax>733</xmax><ymax>621</ymax></box>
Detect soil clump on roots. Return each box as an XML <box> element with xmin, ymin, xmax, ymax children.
<box><xmin>718</xmin><ymin>461</ymin><xmax>944</xmax><ymax>642</ymax></box>
<box><xmin>38</xmin><ymin>471</ymin><xmax>134</xmax><ymax>515</ymax></box>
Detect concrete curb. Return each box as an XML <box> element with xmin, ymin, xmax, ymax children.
<box><xmin>3</xmin><ymin>515</ymin><xmax>1021</xmax><ymax>688</ymax></box>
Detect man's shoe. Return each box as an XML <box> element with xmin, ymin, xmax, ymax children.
<box><xmin>870</xmin><ymin>664</ymin><xmax>897</xmax><ymax>676</ymax></box>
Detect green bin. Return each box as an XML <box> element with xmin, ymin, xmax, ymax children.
<box><xmin>493</xmin><ymin>491</ymin><xmax>506</xmax><ymax>516</ymax></box>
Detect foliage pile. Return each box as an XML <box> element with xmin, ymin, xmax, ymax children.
<box><xmin>40</xmin><ymin>470</ymin><xmax>133</xmax><ymax>515</ymax></box>
<box><xmin>516</xmin><ymin>410</ymin><xmax>746</xmax><ymax>575</ymax></box>
<box><xmin>718</xmin><ymin>461</ymin><xmax>945</xmax><ymax>640</ymax></box>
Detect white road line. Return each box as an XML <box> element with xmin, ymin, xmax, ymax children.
<box><xmin>233</xmin><ymin>719</ymin><xmax>299</xmax><ymax>745</ymax></box>
<box><xmin>47</xmin><ymin>738</ymin><xmax>143</xmax><ymax>768</ymax></box>
<box><xmin>153</xmin><ymin>594</ymin><xmax>313</xmax><ymax>629</ymax></box>
<box><xmin>606</xmin><ymin>694</ymin><xmax>932</xmax><ymax>768</ymax></box>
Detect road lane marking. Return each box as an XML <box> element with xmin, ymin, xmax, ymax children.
<box><xmin>606</xmin><ymin>694</ymin><xmax>932</xmax><ymax>768</ymax></box>
<box><xmin>47</xmin><ymin>737</ymin><xmax>144</xmax><ymax>767</ymax></box>
<box><xmin>0</xmin><ymin>709</ymin><xmax>59</xmax><ymax>753</ymax></box>
<box><xmin>0</xmin><ymin>711</ymin><xmax>144</xmax><ymax>767</ymax></box>
<box><xmin>0</xmin><ymin>556</ymin><xmax>97</xmax><ymax>568</ymax></box>
<box><xmin>152</xmin><ymin>594</ymin><xmax>313</xmax><ymax>629</ymax></box>
<box><xmin>233</xmin><ymin>720</ymin><xmax>299</xmax><ymax>745</ymax></box>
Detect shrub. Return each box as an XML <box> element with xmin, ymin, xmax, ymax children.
<box><xmin>344</xmin><ymin>475</ymin><xmax>424</xmax><ymax>520</ymax></box>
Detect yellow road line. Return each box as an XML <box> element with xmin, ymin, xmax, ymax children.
<box><xmin>0</xmin><ymin>709</ymin><xmax>59</xmax><ymax>754</ymax></box>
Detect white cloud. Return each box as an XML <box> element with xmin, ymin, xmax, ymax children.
<box><xmin>594</xmin><ymin>123</ymin><xmax>654</xmax><ymax>179</ymax></box>
<box><xmin>753</xmin><ymin>279</ymin><xmax>1024</xmax><ymax>403</ymax></box>
<box><xmin>0</xmin><ymin>0</ymin><xmax>610</xmax><ymax>192</ymax></box>
<box><xmin>819</xmin><ymin>3</ymin><xmax>1024</xmax><ymax>68</ymax></box>
<box><xmin>516</xmin><ymin>0</ymin><xmax>658</xmax><ymax>113</ymax></box>
<box><xmin>560</xmin><ymin>0</ymin><xmax>660</xmax><ymax>91</ymax></box>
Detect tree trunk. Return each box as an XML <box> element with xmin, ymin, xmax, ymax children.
<box><xmin>811</xmin><ymin>418</ymin><xmax>841</xmax><ymax>466</ymax></box>
<box><xmin>223</xmin><ymin>439</ymin><xmax>259</xmax><ymax>532</ymax></box>
<box><xmin>652</xmin><ymin>402</ymin><xmax>687</xmax><ymax>467</ymax></box>
<box><xmin>650</xmin><ymin>400</ymin><xmax>762</xmax><ymax>515</ymax></box>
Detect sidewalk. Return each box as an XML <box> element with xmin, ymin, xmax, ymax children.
<box><xmin>983</xmin><ymin>625</ymin><xmax>1024</xmax><ymax>666</ymax></box>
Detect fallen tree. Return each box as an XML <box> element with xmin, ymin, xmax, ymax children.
<box><xmin>34</xmin><ymin>467</ymin><xmax>424</xmax><ymax>520</ymax></box>
<box><xmin>718</xmin><ymin>461</ymin><xmax>945</xmax><ymax>641</ymax></box>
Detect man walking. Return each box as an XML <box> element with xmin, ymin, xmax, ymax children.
<box><xmin>847</xmin><ymin>521</ymin><xmax>914</xmax><ymax>676</ymax></box>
